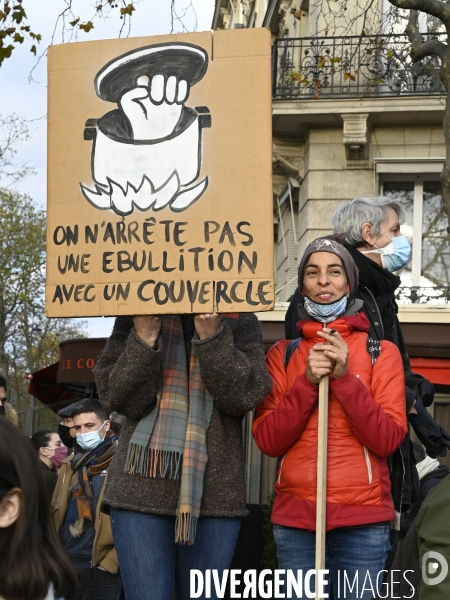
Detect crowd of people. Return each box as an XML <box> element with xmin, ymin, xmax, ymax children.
<box><xmin>0</xmin><ymin>196</ymin><xmax>449</xmax><ymax>600</ymax></box>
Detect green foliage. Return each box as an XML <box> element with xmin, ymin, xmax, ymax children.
<box><xmin>0</xmin><ymin>186</ymin><xmax>87</xmax><ymax>407</ymax></box>
<box><xmin>260</xmin><ymin>491</ymin><xmax>279</xmax><ymax>574</ymax></box>
<box><xmin>79</xmin><ymin>21</ymin><xmax>94</xmax><ymax>33</ymax></box>
<box><xmin>0</xmin><ymin>0</ymin><xmax>41</xmax><ymax>67</ymax></box>
<box><xmin>0</xmin><ymin>44</ymin><xmax>13</xmax><ymax>62</ymax></box>
<box><xmin>0</xmin><ymin>186</ymin><xmax>45</xmax><ymax>378</ymax></box>
<box><xmin>0</xmin><ymin>114</ymin><xmax>86</xmax><ymax>411</ymax></box>
<box><xmin>0</xmin><ymin>1</ymin><xmax>197</xmax><ymax>68</ymax></box>
<box><xmin>32</xmin><ymin>404</ymin><xmax>60</xmax><ymax>431</ymax></box>
<box><xmin>289</xmin><ymin>71</ymin><xmax>311</xmax><ymax>87</ymax></box>
<box><xmin>120</xmin><ymin>4</ymin><xmax>136</xmax><ymax>17</ymax></box>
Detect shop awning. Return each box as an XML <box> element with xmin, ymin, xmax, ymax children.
<box><xmin>410</xmin><ymin>358</ymin><xmax>450</xmax><ymax>386</ymax></box>
<box><xmin>27</xmin><ymin>363</ymin><xmax>75</xmax><ymax>411</ymax></box>
<box><xmin>57</xmin><ymin>338</ymin><xmax>106</xmax><ymax>383</ymax></box>
<box><xmin>28</xmin><ymin>338</ymin><xmax>108</xmax><ymax>411</ymax></box>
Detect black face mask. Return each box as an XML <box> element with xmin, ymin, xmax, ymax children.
<box><xmin>0</xmin><ymin>405</ymin><xmax>5</xmax><ymax>417</ymax></box>
<box><xmin>58</xmin><ymin>423</ymin><xmax>74</xmax><ymax>449</ymax></box>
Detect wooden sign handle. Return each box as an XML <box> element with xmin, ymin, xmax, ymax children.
<box><xmin>315</xmin><ymin>375</ymin><xmax>329</xmax><ymax>598</ymax></box>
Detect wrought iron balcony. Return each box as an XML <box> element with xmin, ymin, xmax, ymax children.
<box><xmin>272</xmin><ymin>34</ymin><xmax>446</xmax><ymax>100</ymax></box>
<box><xmin>395</xmin><ymin>286</ymin><xmax>450</xmax><ymax>304</ymax></box>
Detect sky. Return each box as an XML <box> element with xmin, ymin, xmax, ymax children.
<box><xmin>0</xmin><ymin>0</ymin><xmax>215</xmax><ymax>338</ymax></box>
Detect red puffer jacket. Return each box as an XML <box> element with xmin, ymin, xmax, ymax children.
<box><xmin>252</xmin><ymin>313</ymin><xmax>407</xmax><ymax>531</ymax></box>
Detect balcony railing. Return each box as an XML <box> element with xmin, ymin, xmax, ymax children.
<box><xmin>395</xmin><ymin>286</ymin><xmax>450</xmax><ymax>304</ymax></box>
<box><xmin>272</xmin><ymin>34</ymin><xmax>446</xmax><ymax>100</ymax></box>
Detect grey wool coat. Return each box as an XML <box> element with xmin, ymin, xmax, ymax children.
<box><xmin>94</xmin><ymin>313</ymin><xmax>272</xmax><ymax>518</ymax></box>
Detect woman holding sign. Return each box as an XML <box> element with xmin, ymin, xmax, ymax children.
<box><xmin>94</xmin><ymin>311</ymin><xmax>272</xmax><ymax>600</ymax></box>
<box><xmin>252</xmin><ymin>238</ymin><xmax>408</xmax><ymax>599</ymax></box>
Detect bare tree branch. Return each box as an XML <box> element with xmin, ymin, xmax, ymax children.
<box><xmin>0</xmin><ymin>114</ymin><xmax>35</xmax><ymax>186</ymax></box>
<box><xmin>388</xmin><ymin>0</ymin><xmax>450</xmax><ymax>26</ymax></box>
<box><xmin>170</xmin><ymin>0</ymin><xmax>198</xmax><ymax>33</ymax></box>
<box><xmin>406</xmin><ymin>9</ymin><xmax>447</xmax><ymax>61</ymax></box>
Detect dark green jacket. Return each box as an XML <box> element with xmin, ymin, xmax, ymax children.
<box><xmin>416</xmin><ymin>473</ymin><xmax>450</xmax><ymax>599</ymax></box>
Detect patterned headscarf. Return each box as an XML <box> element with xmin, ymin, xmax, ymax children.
<box><xmin>297</xmin><ymin>237</ymin><xmax>359</xmax><ymax>299</ymax></box>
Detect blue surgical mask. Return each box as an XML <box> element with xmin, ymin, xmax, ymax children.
<box><xmin>361</xmin><ymin>232</ymin><xmax>411</xmax><ymax>272</ymax></box>
<box><xmin>379</xmin><ymin>235</ymin><xmax>411</xmax><ymax>272</ymax></box>
<box><xmin>303</xmin><ymin>295</ymin><xmax>348</xmax><ymax>324</ymax></box>
<box><xmin>76</xmin><ymin>421</ymin><xmax>107</xmax><ymax>451</ymax></box>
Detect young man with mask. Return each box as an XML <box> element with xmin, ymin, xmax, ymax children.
<box><xmin>285</xmin><ymin>196</ymin><xmax>450</xmax><ymax>565</ymax></box>
<box><xmin>51</xmin><ymin>398</ymin><xmax>122</xmax><ymax>600</ymax></box>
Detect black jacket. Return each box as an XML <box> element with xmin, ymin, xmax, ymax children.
<box><xmin>39</xmin><ymin>460</ymin><xmax>58</xmax><ymax>503</ymax></box>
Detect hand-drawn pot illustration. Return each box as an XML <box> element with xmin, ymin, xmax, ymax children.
<box><xmin>80</xmin><ymin>43</ymin><xmax>211</xmax><ymax>216</ymax></box>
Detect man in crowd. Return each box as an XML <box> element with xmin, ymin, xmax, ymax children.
<box><xmin>57</xmin><ymin>401</ymin><xmax>80</xmax><ymax>451</ymax></box>
<box><xmin>285</xmin><ymin>196</ymin><xmax>450</xmax><ymax>562</ymax></box>
<box><xmin>0</xmin><ymin>375</ymin><xmax>19</xmax><ymax>426</ymax></box>
<box><xmin>52</xmin><ymin>398</ymin><xmax>122</xmax><ymax>600</ymax></box>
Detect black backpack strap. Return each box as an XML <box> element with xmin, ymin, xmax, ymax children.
<box><xmin>367</xmin><ymin>337</ymin><xmax>381</xmax><ymax>366</ymax></box>
<box><xmin>284</xmin><ymin>337</ymin><xmax>302</xmax><ymax>369</ymax></box>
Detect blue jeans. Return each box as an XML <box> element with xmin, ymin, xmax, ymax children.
<box><xmin>273</xmin><ymin>524</ymin><xmax>391</xmax><ymax>600</ymax></box>
<box><xmin>110</xmin><ymin>508</ymin><xmax>241</xmax><ymax>600</ymax></box>
<box><xmin>76</xmin><ymin>568</ymin><xmax>122</xmax><ymax>600</ymax></box>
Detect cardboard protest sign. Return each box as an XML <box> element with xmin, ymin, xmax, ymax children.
<box><xmin>46</xmin><ymin>28</ymin><xmax>274</xmax><ymax>317</ymax></box>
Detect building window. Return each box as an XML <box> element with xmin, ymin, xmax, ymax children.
<box><xmin>381</xmin><ymin>176</ymin><xmax>450</xmax><ymax>292</ymax></box>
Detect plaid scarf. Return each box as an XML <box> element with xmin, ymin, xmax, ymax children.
<box><xmin>125</xmin><ymin>315</ymin><xmax>214</xmax><ymax>545</ymax></box>
<box><xmin>66</xmin><ymin>433</ymin><xmax>116</xmax><ymax>538</ymax></box>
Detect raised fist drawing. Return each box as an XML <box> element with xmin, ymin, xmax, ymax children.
<box><xmin>81</xmin><ymin>43</ymin><xmax>211</xmax><ymax>215</ymax></box>
<box><xmin>119</xmin><ymin>75</ymin><xmax>189</xmax><ymax>140</ymax></box>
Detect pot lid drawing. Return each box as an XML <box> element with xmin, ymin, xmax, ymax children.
<box><xmin>95</xmin><ymin>43</ymin><xmax>208</xmax><ymax>102</ymax></box>
<box><xmin>80</xmin><ymin>42</ymin><xmax>211</xmax><ymax>216</ymax></box>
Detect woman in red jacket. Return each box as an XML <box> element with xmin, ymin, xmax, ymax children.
<box><xmin>252</xmin><ymin>238</ymin><xmax>407</xmax><ymax>600</ymax></box>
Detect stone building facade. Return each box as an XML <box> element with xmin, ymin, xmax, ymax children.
<box><xmin>212</xmin><ymin>0</ymin><xmax>450</xmax><ymax>503</ymax></box>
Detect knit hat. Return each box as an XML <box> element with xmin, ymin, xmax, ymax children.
<box><xmin>297</xmin><ymin>237</ymin><xmax>359</xmax><ymax>299</ymax></box>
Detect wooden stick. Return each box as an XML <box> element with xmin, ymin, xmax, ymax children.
<box><xmin>315</xmin><ymin>375</ymin><xmax>329</xmax><ymax>597</ymax></box>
